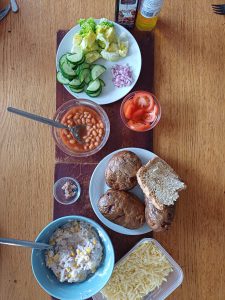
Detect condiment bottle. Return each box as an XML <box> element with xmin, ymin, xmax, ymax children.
<box><xmin>135</xmin><ymin>0</ymin><xmax>164</xmax><ymax>31</ymax></box>
<box><xmin>115</xmin><ymin>0</ymin><xmax>139</xmax><ymax>28</ymax></box>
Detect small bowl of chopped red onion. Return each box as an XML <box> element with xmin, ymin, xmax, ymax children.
<box><xmin>53</xmin><ymin>177</ymin><xmax>81</xmax><ymax>205</ymax></box>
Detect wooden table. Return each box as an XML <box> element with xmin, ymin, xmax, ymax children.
<box><xmin>0</xmin><ymin>1</ymin><xmax>225</xmax><ymax>299</ymax></box>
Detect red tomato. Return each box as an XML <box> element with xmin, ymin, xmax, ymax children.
<box><xmin>143</xmin><ymin>112</ymin><xmax>156</xmax><ymax>123</ymax></box>
<box><xmin>127</xmin><ymin>120</ymin><xmax>151</xmax><ymax>132</ymax></box>
<box><xmin>153</xmin><ymin>104</ymin><xmax>159</xmax><ymax>115</ymax></box>
<box><xmin>131</xmin><ymin>108</ymin><xmax>146</xmax><ymax>121</ymax></box>
<box><xmin>133</xmin><ymin>93</ymin><xmax>154</xmax><ymax>112</ymax></box>
<box><xmin>124</xmin><ymin>102</ymin><xmax>136</xmax><ymax>119</ymax></box>
<box><xmin>123</xmin><ymin>99</ymin><xmax>133</xmax><ymax>112</ymax></box>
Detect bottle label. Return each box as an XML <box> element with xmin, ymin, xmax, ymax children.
<box><xmin>140</xmin><ymin>0</ymin><xmax>164</xmax><ymax>18</ymax></box>
<box><xmin>118</xmin><ymin>0</ymin><xmax>139</xmax><ymax>26</ymax></box>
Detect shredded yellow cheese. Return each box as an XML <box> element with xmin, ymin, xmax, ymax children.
<box><xmin>101</xmin><ymin>242</ymin><xmax>173</xmax><ymax>300</ymax></box>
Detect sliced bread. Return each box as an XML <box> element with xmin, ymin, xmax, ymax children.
<box><xmin>137</xmin><ymin>157</ymin><xmax>186</xmax><ymax>210</ymax></box>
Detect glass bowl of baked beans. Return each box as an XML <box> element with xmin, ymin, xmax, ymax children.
<box><xmin>52</xmin><ymin>99</ymin><xmax>110</xmax><ymax>157</ymax></box>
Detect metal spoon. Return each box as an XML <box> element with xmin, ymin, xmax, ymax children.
<box><xmin>7</xmin><ymin>107</ymin><xmax>86</xmax><ymax>143</ymax></box>
<box><xmin>0</xmin><ymin>4</ymin><xmax>11</xmax><ymax>21</ymax></box>
<box><xmin>0</xmin><ymin>237</ymin><xmax>52</xmax><ymax>250</ymax></box>
<box><xmin>10</xmin><ymin>0</ymin><xmax>19</xmax><ymax>13</ymax></box>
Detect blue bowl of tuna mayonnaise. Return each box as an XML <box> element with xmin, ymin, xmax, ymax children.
<box><xmin>31</xmin><ymin>215</ymin><xmax>115</xmax><ymax>300</ymax></box>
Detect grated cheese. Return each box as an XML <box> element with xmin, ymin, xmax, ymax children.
<box><xmin>101</xmin><ymin>242</ymin><xmax>173</xmax><ymax>300</ymax></box>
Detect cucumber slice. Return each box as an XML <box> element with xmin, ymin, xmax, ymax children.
<box><xmin>79</xmin><ymin>69</ymin><xmax>91</xmax><ymax>83</ymax></box>
<box><xmin>70</xmin><ymin>86</ymin><xmax>84</xmax><ymax>93</ymax></box>
<box><xmin>76</xmin><ymin>62</ymin><xmax>90</xmax><ymax>75</ymax></box>
<box><xmin>57</xmin><ymin>71</ymin><xmax>70</xmax><ymax>85</ymax></box>
<box><xmin>69</xmin><ymin>78</ymin><xmax>82</xmax><ymax>87</ymax></box>
<box><xmin>99</xmin><ymin>78</ymin><xmax>106</xmax><ymax>87</ymax></box>
<box><xmin>69</xmin><ymin>79</ymin><xmax>85</xmax><ymax>90</ymax></box>
<box><xmin>86</xmin><ymin>87</ymin><xmax>102</xmax><ymax>97</ymax></box>
<box><xmin>86</xmin><ymin>87</ymin><xmax>101</xmax><ymax>94</ymax></box>
<box><xmin>85</xmin><ymin>73</ymin><xmax>91</xmax><ymax>84</ymax></box>
<box><xmin>59</xmin><ymin>54</ymin><xmax>74</xmax><ymax>69</ymax></box>
<box><xmin>79</xmin><ymin>62</ymin><xmax>90</xmax><ymax>70</ymax></box>
<box><xmin>91</xmin><ymin>64</ymin><xmax>106</xmax><ymax>80</ymax></box>
<box><xmin>59</xmin><ymin>54</ymin><xmax>67</xmax><ymax>68</ymax></box>
<box><xmin>86</xmin><ymin>79</ymin><xmax>101</xmax><ymax>92</ymax></box>
<box><xmin>76</xmin><ymin>56</ymin><xmax>85</xmax><ymax>65</ymax></box>
<box><xmin>60</xmin><ymin>62</ymin><xmax>76</xmax><ymax>80</ymax></box>
<box><xmin>66</xmin><ymin>47</ymin><xmax>83</xmax><ymax>64</ymax></box>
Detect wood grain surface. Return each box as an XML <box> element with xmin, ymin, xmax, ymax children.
<box><xmin>0</xmin><ymin>1</ymin><xmax>225</xmax><ymax>300</ymax></box>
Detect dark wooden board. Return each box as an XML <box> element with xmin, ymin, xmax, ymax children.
<box><xmin>52</xmin><ymin>28</ymin><xmax>154</xmax><ymax>300</ymax></box>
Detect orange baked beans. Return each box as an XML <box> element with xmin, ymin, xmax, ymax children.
<box><xmin>60</xmin><ymin>106</ymin><xmax>105</xmax><ymax>152</ymax></box>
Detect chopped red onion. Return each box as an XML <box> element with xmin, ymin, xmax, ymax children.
<box><xmin>111</xmin><ymin>64</ymin><xmax>133</xmax><ymax>88</ymax></box>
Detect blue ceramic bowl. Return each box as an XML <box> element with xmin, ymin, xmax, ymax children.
<box><xmin>31</xmin><ymin>216</ymin><xmax>115</xmax><ymax>300</ymax></box>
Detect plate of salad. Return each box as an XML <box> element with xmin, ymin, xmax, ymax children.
<box><xmin>56</xmin><ymin>18</ymin><xmax>142</xmax><ymax>105</ymax></box>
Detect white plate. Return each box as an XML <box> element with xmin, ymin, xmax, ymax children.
<box><xmin>56</xmin><ymin>19</ymin><xmax>142</xmax><ymax>105</ymax></box>
<box><xmin>89</xmin><ymin>147</ymin><xmax>157</xmax><ymax>235</ymax></box>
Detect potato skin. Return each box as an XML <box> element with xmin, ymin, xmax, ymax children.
<box><xmin>105</xmin><ymin>151</ymin><xmax>142</xmax><ymax>190</ymax></box>
<box><xmin>98</xmin><ymin>189</ymin><xmax>145</xmax><ymax>229</ymax></box>
<box><xmin>145</xmin><ymin>196</ymin><xmax>175</xmax><ymax>232</ymax></box>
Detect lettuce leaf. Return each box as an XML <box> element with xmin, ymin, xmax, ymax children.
<box><xmin>101</xmin><ymin>49</ymin><xmax>120</xmax><ymax>62</ymax></box>
<box><xmin>78</xmin><ymin>18</ymin><xmax>96</xmax><ymax>37</ymax></box>
<box><xmin>96</xmin><ymin>33</ymin><xmax>110</xmax><ymax>50</ymax></box>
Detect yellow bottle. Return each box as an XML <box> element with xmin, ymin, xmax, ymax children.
<box><xmin>135</xmin><ymin>0</ymin><xmax>164</xmax><ymax>31</ymax></box>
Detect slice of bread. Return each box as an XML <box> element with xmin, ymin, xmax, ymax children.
<box><xmin>137</xmin><ymin>157</ymin><xmax>186</xmax><ymax>210</ymax></box>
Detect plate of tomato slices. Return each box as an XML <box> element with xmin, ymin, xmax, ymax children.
<box><xmin>120</xmin><ymin>91</ymin><xmax>161</xmax><ymax>132</ymax></box>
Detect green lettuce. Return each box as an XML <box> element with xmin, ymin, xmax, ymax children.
<box><xmin>78</xmin><ymin>18</ymin><xmax>96</xmax><ymax>37</ymax></box>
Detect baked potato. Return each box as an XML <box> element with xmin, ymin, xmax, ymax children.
<box><xmin>145</xmin><ymin>196</ymin><xmax>175</xmax><ymax>232</ymax></box>
<box><xmin>98</xmin><ymin>189</ymin><xmax>145</xmax><ymax>229</ymax></box>
<box><xmin>105</xmin><ymin>150</ymin><xmax>142</xmax><ymax>190</ymax></box>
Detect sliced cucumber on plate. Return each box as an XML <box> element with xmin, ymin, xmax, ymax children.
<box><xmin>57</xmin><ymin>72</ymin><xmax>70</xmax><ymax>85</ymax></box>
<box><xmin>66</xmin><ymin>46</ymin><xmax>83</xmax><ymax>64</ymax></box>
<box><xmin>60</xmin><ymin>62</ymin><xmax>76</xmax><ymax>80</ymax></box>
<box><xmin>57</xmin><ymin>49</ymin><xmax>106</xmax><ymax>98</ymax></box>
<box><xmin>69</xmin><ymin>78</ymin><xmax>83</xmax><ymax>87</ymax></box>
<box><xmin>86</xmin><ymin>87</ymin><xmax>102</xmax><ymax>97</ymax></box>
<box><xmin>91</xmin><ymin>65</ymin><xmax>106</xmax><ymax>80</ymax></box>
<box><xmin>79</xmin><ymin>69</ymin><xmax>91</xmax><ymax>84</ymax></box>
<box><xmin>69</xmin><ymin>86</ymin><xmax>84</xmax><ymax>93</ymax></box>
<box><xmin>99</xmin><ymin>78</ymin><xmax>106</xmax><ymax>87</ymax></box>
<box><xmin>86</xmin><ymin>79</ymin><xmax>101</xmax><ymax>92</ymax></box>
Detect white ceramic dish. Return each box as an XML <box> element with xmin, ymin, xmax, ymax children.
<box><xmin>56</xmin><ymin>19</ymin><xmax>142</xmax><ymax>105</ymax></box>
<box><xmin>93</xmin><ymin>238</ymin><xmax>184</xmax><ymax>300</ymax></box>
<box><xmin>89</xmin><ymin>147</ymin><xmax>157</xmax><ymax>235</ymax></box>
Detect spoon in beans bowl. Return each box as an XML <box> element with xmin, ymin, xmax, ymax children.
<box><xmin>7</xmin><ymin>107</ymin><xmax>86</xmax><ymax>144</ymax></box>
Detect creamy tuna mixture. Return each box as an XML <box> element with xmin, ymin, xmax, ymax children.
<box><xmin>45</xmin><ymin>221</ymin><xmax>103</xmax><ymax>283</ymax></box>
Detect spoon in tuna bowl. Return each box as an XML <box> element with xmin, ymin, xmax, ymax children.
<box><xmin>0</xmin><ymin>237</ymin><xmax>52</xmax><ymax>250</ymax></box>
<box><xmin>7</xmin><ymin>107</ymin><xmax>86</xmax><ymax>144</ymax></box>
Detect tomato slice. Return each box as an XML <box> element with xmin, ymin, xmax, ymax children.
<box><xmin>143</xmin><ymin>112</ymin><xmax>156</xmax><ymax>123</ymax></box>
<box><xmin>153</xmin><ymin>104</ymin><xmax>159</xmax><ymax>115</ymax></box>
<box><xmin>123</xmin><ymin>99</ymin><xmax>133</xmax><ymax>113</ymax></box>
<box><xmin>127</xmin><ymin>120</ymin><xmax>151</xmax><ymax>132</ymax></box>
<box><xmin>133</xmin><ymin>93</ymin><xmax>154</xmax><ymax>112</ymax></box>
<box><xmin>131</xmin><ymin>108</ymin><xmax>146</xmax><ymax>121</ymax></box>
<box><xmin>124</xmin><ymin>102</ymin><xmax>136</xmax><ymax>119</ymax></box>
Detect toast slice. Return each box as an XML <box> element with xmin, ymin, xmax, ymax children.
<box><xmin>137</xmin><ymin>157</ymin><xmax>186</xmax><ymax>210</ymax></box>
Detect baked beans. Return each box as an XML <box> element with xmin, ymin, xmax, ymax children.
<box><xmin>60</xmin><ymin>106</ymin><xmax>105</xmax><ymax>153</ymax></box>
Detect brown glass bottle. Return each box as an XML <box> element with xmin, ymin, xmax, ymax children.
<box><xmin>115</xmin><ymin>0</ymin><xmax>139</xmax><ymax>28</ymax></box>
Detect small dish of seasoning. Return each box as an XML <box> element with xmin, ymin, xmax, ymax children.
<box><xmin>53</xmin><ymin>177</ymin><xmax>81</xmax><ymax>205</ymax></box>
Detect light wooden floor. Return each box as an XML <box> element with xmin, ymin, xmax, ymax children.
<box><xmin>0</xmin><ymin>0</ymin><xmax>225</xmax><ymax>299</ymax></box>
